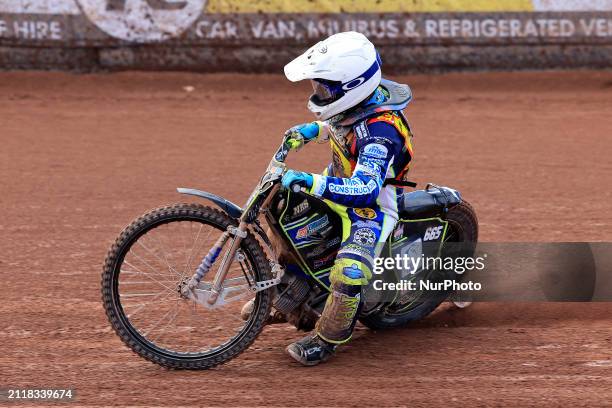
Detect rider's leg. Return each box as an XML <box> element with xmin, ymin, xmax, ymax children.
<box><xmin>287</xmin><ymin>206</ymin><xmax>396</xmax><ymax>365</ymax></box>
<box><xmin>317</xmin><ymin>206</ymin><xmax>396</xmax><ymax>343</ymax></box>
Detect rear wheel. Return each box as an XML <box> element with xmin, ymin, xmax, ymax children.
<box><xmin>101</xmin><ymin>203</ymin><xmax>273</xmax><ymax>369</ymax></box>
<box><xmin>359</xmin><ymin>200</ymin><xmax>478</xmax><ymax>330</ymax></box>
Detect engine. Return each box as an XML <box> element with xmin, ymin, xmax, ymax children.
<box><xmin>273</xmin><ymin>274</ymin><xmax>322</xmax><ymax>331</ymax></box>
<box><xmin>273</xmin><ymin>275</ymin><xmax>310</xmax><ymax>315</ymax></box>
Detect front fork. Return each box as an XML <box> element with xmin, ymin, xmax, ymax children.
<box><xmin>181</xmin><ymin>222</ymin><xmax>249</xmax><ymax>307</ymax></box>
<box><xmin>183</xmin><ymin>185</ymin><xmax>282</xmax><ymax>308</ymax></box>
<box><xmin>205</xmin><ymin>222</ymin><xmax>248</xmax><ymax>305</ymax></box>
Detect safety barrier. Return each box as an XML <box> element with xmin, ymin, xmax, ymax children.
<box><xmin>1</xmin><ymin>0</ymin><xmax>612</xmax><ymax>70</ymax></box>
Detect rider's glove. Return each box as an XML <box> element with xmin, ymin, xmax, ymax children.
<box><xmin>284</xmin><ymin>121</ymin><xmax>325</xmax><ymax>151</ymax></box>
<box><xmin>282</xmin><ymin>170</ymin><xmax>313</xmax><ymax>190</ymax></box>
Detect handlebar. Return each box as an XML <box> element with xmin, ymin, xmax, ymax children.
<box><xmin>274</xmin><ymin>139</ymin><xmax>291</xmax><ymax>163</ymax></box>
<box><xmin>272</xmin><ymin>135</ymin><xmax>307</xmax><ymax>193</ymax></box>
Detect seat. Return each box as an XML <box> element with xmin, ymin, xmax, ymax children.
<box><xmin>398</xmin><ymin>186</ymin><xmax>461</xmax><ymax>219</ymax></box>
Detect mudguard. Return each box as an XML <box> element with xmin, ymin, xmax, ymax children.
<box><xmin>176</xmin><ymin>187</ymin><xmax>274</xmax><ymax>252</ymax></box>
<box><xmin>177</xmin><ymin>188</ymin><xmax>243</xmax><ymax>219</ymax></box>
<box><xmin>399</xmin><ymin>185</ymin><xmax>462</xmax><ymax>219</ymax></box>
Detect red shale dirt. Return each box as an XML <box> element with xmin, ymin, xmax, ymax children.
<box><xmin>1</xmin><ymin>71</ymin><xmax>612</xmax><ymax>407</ymax></box>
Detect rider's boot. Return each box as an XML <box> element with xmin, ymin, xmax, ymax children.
<box><xmin>286</xmin><ymin>333</ymin><xmax>337</xmax><ymax>366</ymax></box>
<box><xmin>286</xmin><ymin>281</ymin><xmax>361</xmax><ymax>366</ymax></box>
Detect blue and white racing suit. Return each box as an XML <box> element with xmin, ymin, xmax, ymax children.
<box><xmin>306</xmin><ymin>105</ymin><xmax>414</xmax><ymax>344</ymax></box>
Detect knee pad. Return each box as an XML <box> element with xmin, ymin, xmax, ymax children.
<box><xmin>330</xmin><ymin>257</ymin><xmax>372</xmax><ymax>287</ymax></box>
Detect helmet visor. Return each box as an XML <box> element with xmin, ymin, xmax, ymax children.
<box><xmin>310</xmin><ymin>79</ymin><xmax>344</xmax><ymax>106</ymax></box>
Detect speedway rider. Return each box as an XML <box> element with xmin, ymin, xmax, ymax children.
<box><xmin>281</xmin><ymin>31</ymin><xmax>414</xmax><ymax>365</ymax></box>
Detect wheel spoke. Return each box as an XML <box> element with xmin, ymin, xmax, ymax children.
<box><xmin>125</xmin><ymin>250</ymin><xmax>173</xmax><ymax>280</ymax></box>
<box><xmin>136</xmin><ymin>239</ymin><xmax>183</xmax><ymax>279</ymax></box>
<box><xmin>141</xmin><ymin>304</ymin><xmax>177</xmax><ymax>338</ymax></box>
<box><xmin>121</xmin><ymin>262</ymin><xmax>174</xmax><ymax>291</ymax></box>
<box><xmin>121</xmin><ymin>292</ymin><xmax>167</xmax><ymax>297</ymax></box>
<box><xmin>148</xmin><ymin>299</ymin><xmax>182</xmax><ymax>342</ymax></box>
<box><xmin>125</xmin><ymin>289</ymin><xmax>177</xmax><ymax>319</ymax></box>
<box><xmin>151</xmin><ymin>232</ymin><xmax>176</xmax><ymax>278</ymax></box>
<box><xmin>184</xmin><ymin>222</ymin><xmax>204</xmax><ymax>279</ymax></box>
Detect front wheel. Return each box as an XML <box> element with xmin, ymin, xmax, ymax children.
<box><xmin>101</xmin><ymin>203</ymin><xmax>273</xmax><ymax>369</ymax></box>
<box><xmin>359</xmin><ymin>200</ymin><xmax>479</xmax><ymax>330</ymax></box>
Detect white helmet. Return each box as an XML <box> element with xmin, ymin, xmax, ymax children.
<box><xmin>284</xmin><ymin>31</ymin><xmax>382</xmax><ymax>121</ymax></box>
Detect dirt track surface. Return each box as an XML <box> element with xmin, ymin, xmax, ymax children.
<box><xmin>1</xmin><ymin>71</ymin><xmax>612</xmax><ymax>407</ymax></box>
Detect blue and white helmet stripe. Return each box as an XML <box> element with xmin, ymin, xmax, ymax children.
<box><xmin>341</xmin><ymin>58</ymin><xmax>381</xmax><ymax>91</ymax></box>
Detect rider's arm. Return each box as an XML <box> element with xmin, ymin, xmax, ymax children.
<box><xmin>308</xmin><ymin>122</ymin><xmax>398</xmax><ymax>208</ymax></box>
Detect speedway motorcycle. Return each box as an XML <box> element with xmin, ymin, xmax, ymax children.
<box><xmin>102</xmin><ymin>134</ymin><xmax>478</xmax><ymax>369</ymax></box>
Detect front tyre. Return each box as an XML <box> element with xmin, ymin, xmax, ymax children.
<box><xmin>101</xmin><ymin>203</ymin><xmax>273</xmax><ymax>369</ymax></box>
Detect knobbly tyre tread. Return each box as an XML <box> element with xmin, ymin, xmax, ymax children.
<box><xmin>359</xmin><ymin>200</ymin><xmax>478</xmax><ymax>330</ymax></box>
<box><xmin>101</xmin><ymin>203</ymin><xmax>273</xmax><ymax>369</ymax></box>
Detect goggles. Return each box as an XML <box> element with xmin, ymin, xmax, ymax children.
<box><xmin>310</xmin><ymin>54</ymin><xmax>382</xmax><ymax>107</ymax></box>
